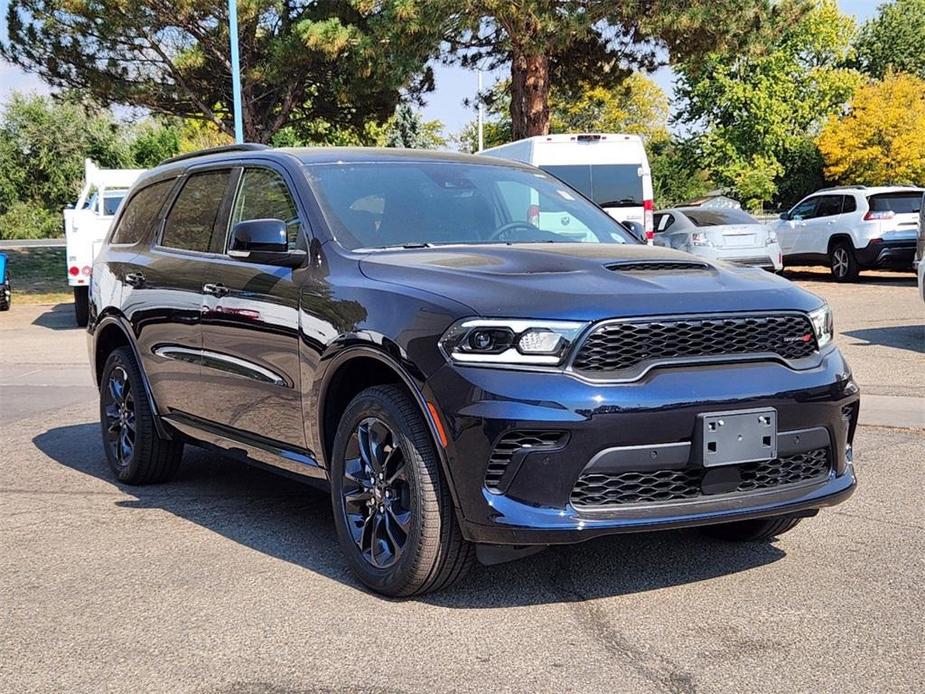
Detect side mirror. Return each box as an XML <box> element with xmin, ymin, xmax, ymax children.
<box><xmin>779</xmin><ymin>212</ymin><xmax>790</xmax><ymax>221</ymax></box>
<box><xmin>229</xmin><ymin>219</ymin><xmax>305</xmax><ymax>268</ymax></box>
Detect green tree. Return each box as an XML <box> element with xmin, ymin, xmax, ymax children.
<box><xmin>854</xmin><ymin>0</ymin><xmax>925</xmax><ymax>80</ymax></box>
<box><xmin>2</xmin><ymin>1</ymin><xmax>438</xmax><ymax>143</ymax></box>
<box><xmin>648</xmin><ymin>138</ymin><xmax>713</xmax><ymax>209</ymax></box>
<box><xmin>383</xmin><ymin>104</ymin><xmax>447</xmax><ymax>149</ymax></box>
<box><xmin>420</xmin><ymin>0</ymin><xmax>809</xmax><ymax>139</ymax></box>
<box><xmin>676</xmin><ymin>0</ymin><xmax>862</xmax><ymax>209</ymax></box>
<box><xmin>817</xmin><ymin>72</ymin><xmax>925</xmax><ymax>185</ymax></box>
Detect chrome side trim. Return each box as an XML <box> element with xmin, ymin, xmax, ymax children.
<box><xmin>153</xmin><ymin>345</ymin><xmax>288</xmax><ymax>386</ymax></box>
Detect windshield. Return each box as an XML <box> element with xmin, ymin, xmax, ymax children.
<box><xmin>682</xmin><ymin>209</ymin><xmax>759</xmax><ymax>226</ymax></box>
<box><xmin>541</xmin><ymin>164</ymin><xmax>643</xmax><ymax>207</ymax></box>
<box><xmin>304</xmin><ymin>161</ymin><xmax>635</xmax><ymax>250</ymax></box>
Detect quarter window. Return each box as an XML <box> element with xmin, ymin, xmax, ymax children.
<box><xmin>842</xmin><ymin>196</ymin><xmax>857</xmax><ymax>213</ymax></box>
<box><xmin>111</xmin><ymin>180</ymin><xmax>174</xmax><ymax>245</ymax></box>
<box><xmin>161</xmin><ymin>171</ymin><xmax>230</xmax><ymax>252</ymax></box>
<box><xmin>230</xmin><ymin>168</ymin><xmax>301</xmax><ymax>250</ymax></box>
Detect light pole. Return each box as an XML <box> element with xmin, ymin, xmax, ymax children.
<box><xmin>228</xmin><ymin>0</ymin><xmax>244</xmax><ymax>143</ymax></box>
<box><xmin>477</xmin><ymin>70</ymin><xmax>484</xmax><ymax>152</ymax></box>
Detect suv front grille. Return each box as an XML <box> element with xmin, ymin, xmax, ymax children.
<box><xmin>485</xmin><ymin>431</ymin><xmax>566</xmax><ymax>491</ymax></box>
<box><xmin>570</xmin><ymin>448</ymin><xmax>830</xmax><ymax>509</ymax></box>
<box><xmin>571</xmin><ymin>314</ymin><xmax>818</xmax><ymax>376</ymax></box>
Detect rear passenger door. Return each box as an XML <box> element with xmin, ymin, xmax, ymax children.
<box><xmin>133</xmin><ymin>167</ymin><xmax>236</xmax><ymax>420</ymax></box>
<box><xmin>199</xmin><ymin>165</ymin><xmax>307</xmax><ymax>449</ymax></box>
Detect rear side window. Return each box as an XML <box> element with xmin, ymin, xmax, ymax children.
<box><xmin>230</xmin><ymin>168</ymin><xmax>301</xmax><ymax>250</ymax></box>
<box><xmin>683</xmin><ymin>209</ymin><xmax>759</xmax><ymax>226</ymax></box>
<box><xmin>111</xmin><ymin>180</ymin><xmax>174</xmax><ymax>245</ymax></box>
<box><xmin>815</xmin><ymin>195</ymin><xmax>843</xmax><ymax>217</ymax></box>
<box><xmin>868</xmin><ymin>192</ymin><xmax>923</xmax><ymax>214</ymax></box>
<box><xmin>842</xmin><ymin>196</ymin><xmax>857</xmax><ymax>213</ymax></box>
<box><xmin>161</xmin><ymin>171</ymin><xmax>230</xmax><ymax>252</ymax></box>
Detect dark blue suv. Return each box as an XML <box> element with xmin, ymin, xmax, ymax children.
<box><xmin>87</xmin><ymin>145</ymin><xmax>858</xmax><ymax>596</ymax></box>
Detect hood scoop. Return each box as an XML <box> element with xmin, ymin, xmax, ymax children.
<box><xmin>606</xmin><ymin>260</ymin><xmax>713</xmax><ymax>273</ymax></box>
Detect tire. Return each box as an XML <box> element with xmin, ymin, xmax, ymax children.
<box><xmin>330</xmin><ymin>385</ymin><xmax>474</xmax><ymax>597</ymax></box>
<box><xmin>0</xmin><ymin>278</ymin><xmax>10</xmax><ymax>311</ymax></box>
<box><xmin>829</xmin><ymin>241</ymin><xmax>859</xmax><ymax>282</ymax></box>
<box><xmin>74</xmin><ymin>286</ymin><xmax>89</xmax><ymax>326</ymax></box>
<box><xmin>99</xmin><ymin>346</ymin><xmax>183</xmax><ymax>484</ymax></box>
<box><xmin>702</xmin><ymin>515</ymin><xmax>802</xmax><ymax>542</ymax></box>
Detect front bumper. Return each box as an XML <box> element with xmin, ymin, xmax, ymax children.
<box><xmin>426</xmin><ymin>348</ymin><xmax>859</xmax><ymax>545</ymax></box>
<box><xmin>855</xmin><ymin>239</ymin><xmax>916</xmax><ymax>268</ymax></box>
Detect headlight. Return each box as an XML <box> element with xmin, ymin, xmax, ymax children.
<box><xmin>808</xmin><ymin>305</ymin><xmax>834</xmax><ymax>348</ymax></box>
<box><xmin>439</xmin><ymin>319</ymin><xmax>587</xmax><ymax>366</ymax></box>
<box><xmin>690</xmin><ymin>232</ymin><xmax>712</xmax><ymax>247</ymax></box>
<box><xmin>766</xmin><ymin>230</ymin><xmax>778</xmax><ymax>244</ymax></box>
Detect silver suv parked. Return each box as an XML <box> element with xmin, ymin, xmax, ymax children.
<box><xmin>771</xmin><ymin>185</ymin><xmax>924</xmax><ymax>282</ymax></box>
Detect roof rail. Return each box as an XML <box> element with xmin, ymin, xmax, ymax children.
<box><xmin>159</xmin><ymin>143</ymin><xmax>270</xmax><ymax>166</ymax></box>
<box><xmin>817</xmin><ymin>185</ymin><xmax>868</xmax><ymax>192</ymax></box>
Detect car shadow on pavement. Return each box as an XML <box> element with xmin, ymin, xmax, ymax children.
<box><xmin>782</xmin><ymin>267</ymin><xmax>917</xmax><ymax>286</ymax></box>
<box><xmin>843</xmin><ymin>325</ymin><xmax>925</xmax><ymax>354</ymax></box>
<box><xmin>31</xmin><ymin>303</ymin><xmax>79</xmax><ymax>331</ymax></box>
<box><xmin>34</xmin><ymin>423</ymin><xmax>786</xmax><ymax>606</ymax></box>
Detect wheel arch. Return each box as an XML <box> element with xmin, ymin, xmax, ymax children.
<box><xmin>827</xmin><ymin>234</ymin><xmax>855</xmax><ymax>253</ymax></box>
<box><xmin>315</xmin><ymin>346</ymin><xmax>461</xmax><ymax>512</ymax></box>
<box><xmin>93</xmin><ymin>314</ymin><xmax>173</xmax><ymax>440</ymax></box>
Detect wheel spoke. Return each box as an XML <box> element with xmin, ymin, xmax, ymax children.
<box><xmin>386</xmin><ymin>503</ymin><xmax>412</xmax><ymax>532</ymax></box>
<box><xmin>383</xmin><ymin>445</ymin><xmax>407</xmax><ymax>484</ymax></box>
<box><xmin>357</xmin><ymin>422</ymin><xmax>379</xmax><ymax>473</ymax></box>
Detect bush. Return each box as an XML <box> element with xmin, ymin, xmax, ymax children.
<box><xmin>0</xmin><ymin>202</ymin><xmax>61</xmax><ymax>240</ymax></box>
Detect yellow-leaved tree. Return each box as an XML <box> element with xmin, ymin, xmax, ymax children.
<box><xmin>817</xmin><ymin>72</ymin><xmax>925</xmax><ymax>185</ymax></box>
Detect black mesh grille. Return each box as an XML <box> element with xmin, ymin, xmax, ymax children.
<box><xmin>572</xmin><ymin>314</ymin><xmax>818</xmax><ymax>375</ymax></box>
<box><xmin>570</xmin><ymin>448</ymin><xmax>830</xmax><ymax>508</ymax></box>
<box><xmin>485</xmin><ymin>431</ymin><xmax>565</xmax><ymax>490</ymax></box>
<box><xmin>606</xmin><ymin>261</ymin><xmax>712</xmax><ymax>273</ymax></box>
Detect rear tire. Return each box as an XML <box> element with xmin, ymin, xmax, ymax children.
<box><xmin>829</xmin><ymin>241</ymin><xmax>859</xmax><ymax>282</ymax></box>
<box><xmin>330</xmin><ymin>385</ymin><xmax>474</xmax><ymax>597</ymax></box>
<box><xmin>702</xmin><ymin>515</ymin><xmax>802</xmax><ymax>542</ymax></box>
<box><xmin>99</xmin><ymin>346</ymin><xmax>183</xmax><ymax>484</ymax></box>
<box><xmin>0</xmin><ymin>278</ymin><xmax>10</xmax><ymax>311</ymax></box>
<box><xmin>74</xmin><ymin>286</ymin><xmax>89</xmax><ymax>326</ymax></box>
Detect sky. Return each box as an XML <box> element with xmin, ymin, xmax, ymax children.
<box><xmin>0</xmin><ymin>0</ymin><xmax>882</xmax><ymax>135</ymax></box>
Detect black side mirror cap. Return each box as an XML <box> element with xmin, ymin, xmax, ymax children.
<box><xmin>779</xmin><ymin>212</ymin><xmax>790</xmax><ymax>220</ymax></box>
<box><xmin>228</xmin><ymin>219</ymin><xmax>306</xmax><ymax>268</ymax></box>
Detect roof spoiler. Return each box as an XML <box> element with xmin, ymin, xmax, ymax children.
<box><xmin>159</xmin><ymin>143</ymin><xmax>270</xmax><ymax>166</ymax></box>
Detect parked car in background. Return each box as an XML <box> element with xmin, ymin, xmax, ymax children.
<box><xmin>0</xmin><ymin>251</ymin><xmax>10</xmax><ymax>311</ymax></box>
<box><xmin>771</xmin><ymin>185</ymin><xmax>924</xmax><ymax>282</ymax></box>
<box><xmin>481</xmin><ymin>133</ymin><xmax>655</xmax><ymax>240</ymax></box>
<box><xmin>916</xmin><ymin>191</ymin><xmax>925</xmax><ymax>302</ymax></box>
<box><xmin>64</xmin><ymin>159</ymin><xmax>144</xmax><ymax>325</ymax></box>
<box><xmin>652</xmin><ymin>207</ymin><xmax>782</xmax><ymax>271</ymax></box>
<box><xmin>87</xmin><ymin>145</ymin><xmax>858</xmax><ymax>597</ymax></box>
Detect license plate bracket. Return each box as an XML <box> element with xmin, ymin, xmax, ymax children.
<box><xmin>698</xmin><ymin>408</ymin><xmax>777</xmax><ymax>467</ymax></box>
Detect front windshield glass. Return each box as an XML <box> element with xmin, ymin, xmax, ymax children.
<box><xmin>304</xmin><ymin>161</ymin><xmax>635</xmax><ymax>250</ymax></box>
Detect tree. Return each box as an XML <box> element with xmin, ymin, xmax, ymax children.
<box><xmin>434</xmin><ymin>0</ymin><xmax>808</xmax><ymax>139</ymax></box>
<box><xmin>383</xmin><ymin>104</ymin><xmax>447</xmax><ymax>149</ymax></box>
<box><xmin>817</xmin><ymin>72</ymin><xmax>925</xmax><ymax>186</ymax></box>
<box><xmin>648</xmin><ymin>138</ymin><xmax>713</xmax><ymax>209</ymax></box>
<box><xmin>455</xmin><ymin>74</ymin><xmax>667</xmax><ymax>153</ymax></box>
<box><xmin>854</xmin><ymin>0</ymin><xmax>925</xmax><ymax>80</ymax></box>
<box><xmin>2</xmin><ymin>1</ymin><xmax>438</xmax><ymax>143</ymax></box>
<box><xmin>675</xmin><ymin>0</ymin><xmax>862</xmax><ymax>209</ymax></box>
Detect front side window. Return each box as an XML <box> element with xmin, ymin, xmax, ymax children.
<box><xmin>790</xmin><ymin>198</ymin><xmax>819</xmax><ymax>220</ymax></box>
<box><xmin>304</xmin><ymin>161</ymin><xmax>634</xmax><ymax>250</ymax></box>
<box><xmin>161</xmin><ymin>171</ymin><xmax>230</xmax><ymax>252</ymax></box>
<box><xmin>230</xmin><ymin>168</ymin><xmax>301</xmax><ymax>250</ymax></box>
<box><xmin>111</xmin><ymin>179</ymin><xmax>174</xmax><ymax>245</ymax></box>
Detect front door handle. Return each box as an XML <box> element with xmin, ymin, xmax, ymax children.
<box><xmin>125</xmin><ymin>272</ymin><xmax>145</xmax><ymax>288</ymax></box>
<box><xmin>203</xmin><ymin>282</ymin><xmax>229</xmax><ymax>297</ymax></box>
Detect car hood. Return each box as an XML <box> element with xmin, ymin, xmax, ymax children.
<box><xmin>358</xmin><ymin>243</ymin><xmax>822</xmax><ymax>321</ymax></box>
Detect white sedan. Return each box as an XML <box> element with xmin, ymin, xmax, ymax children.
<box><xmin>653</xmin><ymin>207</ymin><xmax>782</xmax><ymax>271</ymax></box>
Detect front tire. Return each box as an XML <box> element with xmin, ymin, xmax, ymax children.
<box><xmin>99</xmin><ymin>346</ymin><xmax>183</xmax><ymax>484</ymax></box>
<box><xmin>829</xmin><ymin>241</ymin><xmax>859</xmax><ymax>282</ymax></box>
<box><xmin>330</xmin><ymin>385</ymin><xmax>474</xmax><ymax>597</ymax></box>
<box><xmin>702</xmin><ymin>515</ymin><xmax>802</xmax><ymax>542</ymax></box>
<box><xmin>74</xmin><ymin>286</ymin><xmax>89</xmax><ymax>326</ymax></box>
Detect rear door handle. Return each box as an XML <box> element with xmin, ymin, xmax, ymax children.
<box><xmin>125</xmin><ymin>272</ymin><xmax>145</xmax><ymax>288</ymax></box>
<box><xmin>203</xmin><ymin>282</ymin><xmax>229</xmax><ymax>297</ymax></box>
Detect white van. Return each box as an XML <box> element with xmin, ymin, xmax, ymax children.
<box><xmin>481</xmin><ymin>134</ymin><xmax>655</xmax><ymax>239</ymax></box>
<box><xmin>64</xmin><ymin>159</ymin><xmax>144</xmax><ymax>325</ymax></box>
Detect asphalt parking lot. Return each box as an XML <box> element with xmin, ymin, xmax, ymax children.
<box><xmin>1</xmin><ymin>267</ymin><xmax>923</xmax><ymax>693</ymax></box>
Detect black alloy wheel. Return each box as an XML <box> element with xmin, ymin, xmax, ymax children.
<box><xmin>102</xmin><ymin>366</ymin><xmax>136</xmax><ymax>468</ymax></box>
<box><xmin>341</xmin><ymin>417</ymin><xmax>413</xmax><ymax>569</ymax></box>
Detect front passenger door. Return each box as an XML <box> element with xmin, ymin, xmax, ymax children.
<box><xmin>778</xmin><ymin>197</ymin><xmax>818</xmax><ymax>256</ymax></box>
<box><xmin>199</xmin><ymin>165</ymin><xmax>307</xmax><ymax>449</ymax></box>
